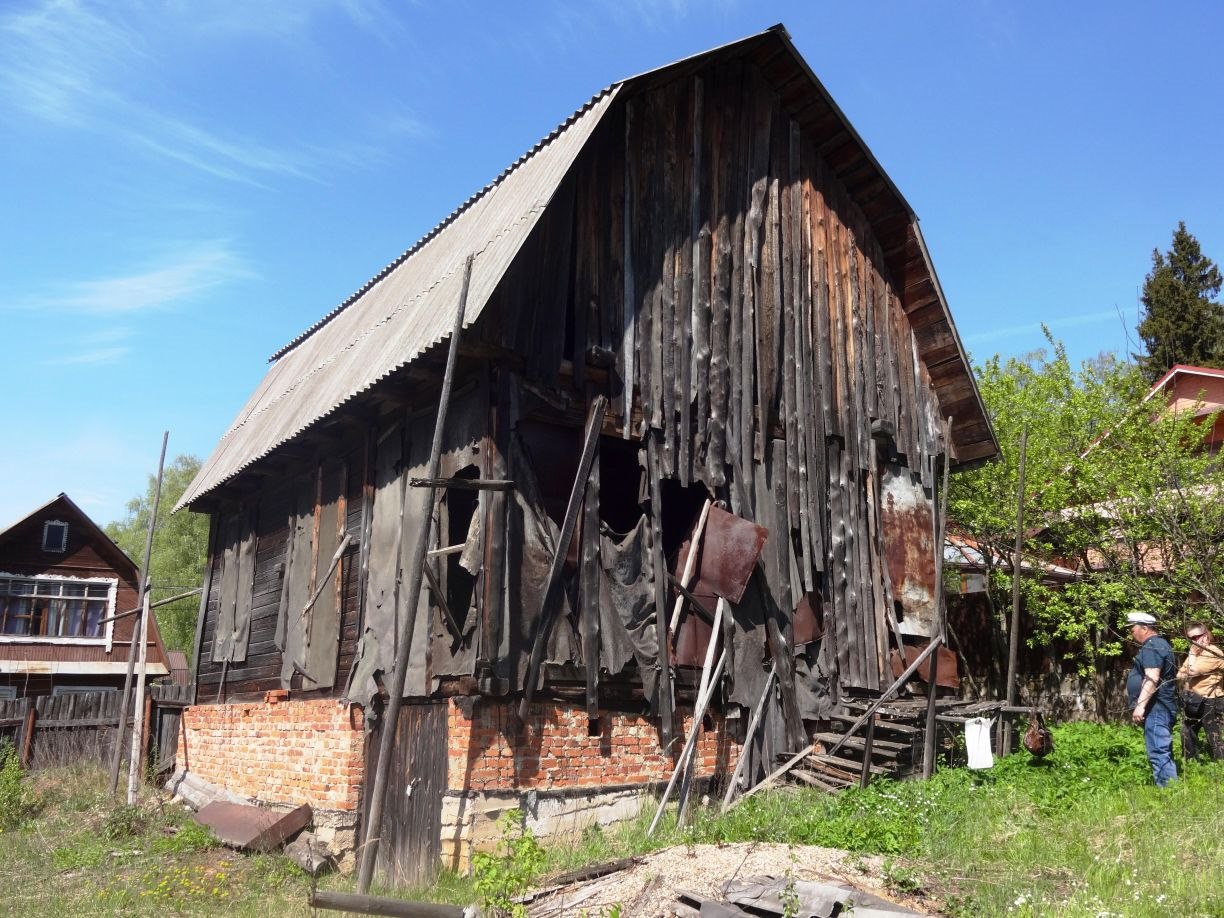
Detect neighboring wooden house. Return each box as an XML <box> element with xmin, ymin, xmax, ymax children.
<box><xmin>0</xmin><ymin>494</ymin><xmax>170</xmax><ymax>699</ymax></box>
<box><xmin>174</xmin><ymin>25</ymin><xmax>997</xmax><ymax>880</ymax></box>
<box><xmin>1145</xmin><ymin>363</ymin><xmax>1224</xmax><ymax>450</ymax></box>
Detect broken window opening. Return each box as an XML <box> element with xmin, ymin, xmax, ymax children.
<box><xmin>597</xmin><ymin>435</ymin><xmax>644</xmax><ymax>532</ymax></box>
<box><xmin>442</xmin><ymin>464</ymin><xmax>480</xmax><ymax>630</ymax></box>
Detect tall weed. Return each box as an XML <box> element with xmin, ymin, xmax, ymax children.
<box><xmin>0</xmin><ymin>741</ymin><xmax>39</xmax><ymax>829</ymax></box>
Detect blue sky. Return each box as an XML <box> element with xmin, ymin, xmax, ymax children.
<box><xmin>2</xmin><ymin>1</ymin><xmax>1222</xmax><ymax>528</ymax></box>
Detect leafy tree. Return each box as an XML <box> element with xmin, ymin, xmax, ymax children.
<box><xmin>950</xmin><ymin>333</ymin><xmax>1224</xmax><ymax>675</ymax></box>
<box><xmin>1136</xmin><ymin>221</ymin><xmax>1224</xmax><ymax>382</ymax></box>
<box><xmin>105</xmin><ymin>455</ymin><xmax>209</xmax><ymax>652</ymax></box>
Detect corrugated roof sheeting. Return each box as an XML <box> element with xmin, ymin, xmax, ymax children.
<box><xmin>178</xmin><ymin>88</ymin><xmax>620</xmax><ymax>511</ymax></box>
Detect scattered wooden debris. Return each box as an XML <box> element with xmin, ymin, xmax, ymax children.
<box><xmin>308</xmin><ymin>889</ymin><xmax>466</xmax><ymax>917</ymax></box>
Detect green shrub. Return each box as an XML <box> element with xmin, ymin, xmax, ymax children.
<box><xmin>0</xmin><ymin>741</ymin><xmax>39</xmax><ymax>830</ymax></box>
<box><xmin>102</xmin><ymin>803</ymin><xmax>148</xmax><ymax>840</ymax></box>
<box><xmin>472</xmin><ymin>808</ymin><xmax>546</xmax><ymax>918</ymax></box>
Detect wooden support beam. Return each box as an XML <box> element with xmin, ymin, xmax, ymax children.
<box><xmin>309</xmin><ymin>889</ymin><xmax>464</xmax><ymax>918</ymax></box>
<box><xmin>647</xmin><ymin>430</ymin><xmax>675</xmax><ymax>751</ymax></box>
<box><xmin>519</xmin><ymin>395</ymin><xmax>608</xmax><ymax>722</ymax></box>
<box><xmin>668</xmin><ymin>499</ymin><xmax>712</xmax><ymax>633</ymax></box>
<box><xmin>422</xmin><ymin>561</ymin><xmax>464</xmax><ymax>642</ymax></box>
<box><xmin>358</xmin><ymin>253</ymin><xmax>474</xmax><ymax>895</ymax></box>
<box><xmin>110</xmin><ymin>430</ymin><xmax>167</xmax><ymax>798</ymax></box>
<box><xmin>647</xmin><ymin>649</ymin><xmax>726</xmax><ymax>836</ymax></box>
<box><xmin>720</xmin><ymin>662</ymin><xmax>777</xmax><ymax>812</ymax></box>
<box><xmin>409</xmin><ymin>477</ymin><xmax>515</xmax><ymax>492</ymax></box>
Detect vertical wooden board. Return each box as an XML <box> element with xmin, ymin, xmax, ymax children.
<box><xmin>228</xmin><ymin>503</ymin><xmax>260</xmax><ymax>664</ymax></box>
<box><xmin>580</xmin><ymin>448</ymin><xmax>601</xmax><ymax>720</ymax></box>
<box><xmin>646</xmin><ymin>432</ymin><xmax>674</xmax><ymax>749</ymax></box>
<box><xmin>374</xmin><ymin>702</ymin><xmax>447</xmax><ymax>887</ymax></box>
<box><xmin>279</xmin><ymin>481</ymin><xmax>316</xmax><ymax>689</ymax></box>
<box><xmin>705</xmin><ymin>63</ymin><xmax>738</xmax><ymax>488</ymax></box>
<box><xmin>780</xmin><ymin>123</ymin><xmax>800</xmax><ymax>537</ymax></box>
<box><xmin>690</xmin><ymin>74</ymin><xmax>711</xmax><ymax>480</ymax></box>
<box><xmin>675</xmin><ymin>80</ymin><xmax>696</xmax><ymax>486</ymax></box>
<box><xmin>621</xmin><ymin>101</ymin><xmax>637</xmax><ymax>439</ymax></box>
<box><xmin>304</xmin><ymin>463</ymin><xmax>344</xmax><ymax>689</ymax></box>
<box><xmin>210</xmin><ymin>511</ymin><xmax>242</xmax><ymax>663</ymax></box>
<box><xmin>743</xmin><ymin>69</ymin><xmax>770</xmax><ymax>466</ymax></box>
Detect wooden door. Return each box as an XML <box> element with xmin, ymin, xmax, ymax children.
<box><xmin>372</xmin><ymin>700</ymin><xmax>448</xmax><ymax>886</ymax></box>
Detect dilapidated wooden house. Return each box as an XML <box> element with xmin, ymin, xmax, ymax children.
<box><xmin>175</xmin><ymin>25</ymin><xmax>996</xmax><ymax>880</ymax></box>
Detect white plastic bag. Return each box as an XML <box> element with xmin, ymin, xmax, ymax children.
<box><xmin>965</xmin><ymin>716</ymin><xmax>995</xmax><ymax>769</ymax></box>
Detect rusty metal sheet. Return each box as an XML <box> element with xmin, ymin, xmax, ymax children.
<box><xmin>878</xmin><ymin>463</ymin><xmax>937</xmax><ymax>636</ymax></box>
<box><xmin>688</xmin><ymin>505</ymin><xmax>767</xmax><ymax>605</ymax></box>
<box><xmin>195</xmin><ymin>801</ymin><xmax>312</xmax><ymax>852</ymax></box>
<box><xmin>889</xmin><ymin>642</ymin><xmax>959</xmax><ymax>689</ymax></box>
<box><xmin>792</xmin><ymin>592</ymin><xmax>824</xmax><ymax>646</ymax></box>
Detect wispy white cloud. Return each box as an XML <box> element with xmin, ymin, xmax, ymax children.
<box><xmin>964</xmin><ymin>308</ymin><xmax>1123</xmax><ymax>345</ymax></box>
<box><xmin>46</xmin><ymin>345</ymin><xmax>130</xmax><ymax>366</ymax></box>
<box><xmin>0</xmin><ymin>0</ymin><xmax>414</xmax><ymax>184</ymax></box>
<box><xmin>9</xmin><ymin>242</ymin><xmax>252</xmax><ymax>315</ymax></box>
<box><xmin>42</xmin><ymin>327</ymin><xmax>132</xmax><ymax>366</ymax></box>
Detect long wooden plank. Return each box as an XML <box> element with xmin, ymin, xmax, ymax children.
<box><xmin>646</xmin><ymin>429</ymin><xmax>675</xmax><ymax>749</ymax></box>
<box><xmin>647</xmin><ymin>649</ymin><xmax>726</xmax><ymax>836</ymax></box>
<box><xmin>358</xmin><ymin>255</ymin><xmax>473</xmax><ymax>895</ymax></box>
<box><xmin>518</xmin><ymin>395</ymin><xmax>609</xmax><ymax>722</ymax></box>
<box><xmin>580</xmin><ymin>447</ymin><xmax>601</xmax><ymax>723</ymax></box>
<box><xmin>720</xmin><ymin>661</ymin><xmax>777</xmax><ymax>811</ymax></box>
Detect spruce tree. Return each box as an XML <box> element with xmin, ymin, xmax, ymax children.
<box><xmin>1136</xmin><ymin>222</ymin><xmax>1224</xmax><ymax>382</ymax></box>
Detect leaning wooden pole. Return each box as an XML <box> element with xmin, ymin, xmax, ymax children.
<box><xmin>1001</xmin><ymin>425</ymin><xmax>1028</xmax><ymax>757</ymax></box>
<box><xmin>357</xmin><ymin>255</ymin><xmax>473</xmax><ymax>894</ymax></box>
<box><xmin>922</xmin><ymin>418</ymin><xmax>952</xmax><ymax>779</ymax></box>
<box><xmin>126</xmin><ymin>587</ymin><xmax>152</xmax><ymax>804</ymax></box>
<box><xmin>109</xmin><ymin>430</ymin><xmax>168</xmax><ymax>797</ymax></box>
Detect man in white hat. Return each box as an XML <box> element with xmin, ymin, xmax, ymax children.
<box><xmin>1125</xmin><ymin>612</ymin><xmax>1178</xmax><ymax>786</ymax></box>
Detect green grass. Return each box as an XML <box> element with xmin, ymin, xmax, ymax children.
<box><xmin>517</xmin><ymin>721</ymin><xmax>1224</xmax><ymax>917</ymax></box>
<box><xmin>1</xmin><ymin>762</ymin><xmax>327</xmax><ymax>916</ymax></box>
<box><xmin>3</xmin><ymin>724</ymin><xmax>1221</xmax><ymax>916</ymax></box>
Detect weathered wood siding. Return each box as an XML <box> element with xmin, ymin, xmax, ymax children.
<box><xmin>481</xmin><ymin>58</ymin><xmax>945</xmax><ymax>693</ymax></box>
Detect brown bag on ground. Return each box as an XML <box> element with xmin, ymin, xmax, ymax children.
<box><xmin>1022</xmin><ymin>711</ymin><xmax>1054</xmax><ymax>757</ymax></box>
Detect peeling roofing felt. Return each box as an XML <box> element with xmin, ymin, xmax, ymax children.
<box><xmin>176</xmin><ymin>87</ymin><xmax>619</xmax><ymax>510</ymax></box>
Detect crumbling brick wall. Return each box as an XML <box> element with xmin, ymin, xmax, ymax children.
<box><xmin>177</xmin><ymin>697</ymin><xmax>364</xmax><ymax>811</ymax></box>
<box><xmin>447</xmin><ymin>698</ymin><xmax>736</xmax><ymax>792</ymax></box>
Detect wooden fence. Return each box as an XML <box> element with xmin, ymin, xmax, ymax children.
<box><xmin>0</xmin><ymin>682</ymin><xmax>192</xmax><ymax>775</ymax></box>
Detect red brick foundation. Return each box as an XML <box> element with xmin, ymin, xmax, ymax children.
<box><xmin>177</xmin><ymin>698</ymin><xmax>365</xmax><ymax>811</ymax></box>
<box><xmin>446</xmin><ymin>697</ymin><xmax>736</xmax><ymax>792</ymax></box>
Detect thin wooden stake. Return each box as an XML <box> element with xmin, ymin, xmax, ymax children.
<box><xmin>668</xmin><ymin>499</ymin><xmax>712</xmax><ymax>633</ymax></box>
<box><xmin>647</xmin><ymin>649</ymin><xmax>726</xmax><ymax>836</ymax></box>
<box><xmin>357</xmin><ymin>254</ymin><xmax>473</xmax><ymax>895</ymax></box>
<box><xmin>720</xmin><ymin>662</ymin><xmax>777</xmax><ymax>811</ymax></box>
<box><xmin>126</xmin><ymin>587</ymin><xmax>152</xmax><ymax>803</ymax></box>
<box><xmin>1002</xmin><ymin>424</ymin><xmax>1028</xmax><ymax>757</ymax></box>
<box><xmin>109</xmin><ymin>430</ymin><xmax>168</xmax><ymax>797</ymax></box>
<box><xmin>922</xmin><ymin>418</ymin><xmax>952</xmax><ymax>779</ymax></box>
<box><xmin>858</xmin><ymin>714</ymin><xmax>876</xmax><ymax>789</ymax></box>
<box><xmin>675</xmin><ymin>598</ymin><xmax>725</xmax><ymax>823</ymax></box>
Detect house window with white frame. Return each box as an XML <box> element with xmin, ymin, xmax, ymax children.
<box><xmin>42</xmin><ymin>520</ymin><xmax>69</xmax><ymax>553</ymax></box>
<box><xmin>0</xmin><ymin>576</ymin><xmax>114</xmax><ymax>639</ymax></box>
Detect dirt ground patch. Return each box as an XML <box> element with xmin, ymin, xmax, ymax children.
<box><xmin>525</xmin><ymin>842</ymin><xmax>934</xmax><ymax>916</ymax></box>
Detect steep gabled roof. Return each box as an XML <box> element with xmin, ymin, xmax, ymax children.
<box><xmin>0</xmin><ymin>493</ymin><xmax>139</xmax><ymax>582</ymax></box>
<box><xmin>180</xmin><ymin>25</ymin><xmax>995</xmax><ymax>510</ymax></box>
